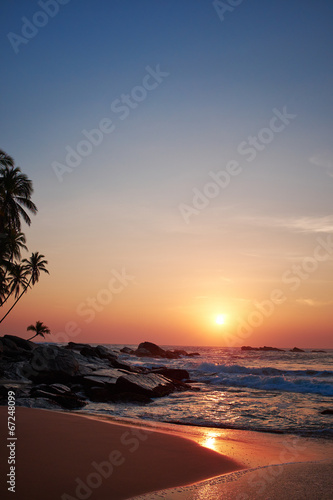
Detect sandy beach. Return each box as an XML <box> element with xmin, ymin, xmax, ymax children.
<box><xmin>1</xmin><ymin>407</ymin><xmax>332</xmax><ymax>500</ymax></box>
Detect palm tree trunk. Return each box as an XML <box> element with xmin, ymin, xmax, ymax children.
<box><xmin>27</xmin><ymin>333</ymin><xmax>37</xmax><ymax>341</ymax></box>
<box><xmin>0</xmin><ymin>277</ymin><xmax>31</xmax><ymax>324</ymax></box>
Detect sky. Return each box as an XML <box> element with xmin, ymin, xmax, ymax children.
<box><xmin>0</xmin><ymin>0</ymin><xmax>332</xmax><ymax>348</ymax></box>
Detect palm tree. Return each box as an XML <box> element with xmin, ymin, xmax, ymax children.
<box><xmin>27</xmin><ymin>320</ymin><xmax>50</xmax><ymax>341</ymax></box>
<box><xmin>0</xmin><ymin>252</ymin><xmax>49</xmax><ymax>323</ymax></box>
<box><xmin>0</xmin><ymin>150</ymin><xmax>14</xmax><ymax>169</ymax></box>
<box><xmin>5</xmin><ymin>262</ymin><xmax>29</xmax><ymax>299</ymax></box>
<box><xmin>0</xmin><ymin>164</ymin><xmax>37</xmax><ymax>237</ymax></box>
<box><xmin>3</xmin><ymin>229</ymin><xmax>28</xmax><ymax>261</ymax></box>
<box><xmin>0</xmin><ymin>229</ymin><xmax>28</xmax><ymax>304</ymax></box>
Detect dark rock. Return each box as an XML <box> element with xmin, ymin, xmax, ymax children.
<box><xmin>241</xmin><ymin>346</ymin><xmax>285</xmax><ymax>352</ymax></box>
<box><xmin>321</xmin><ymin>409</ymin><xmax>333</xmax><ymax>415</ymax></box>
<box><xmin>136</xmin><ymin>342</ymin><xmax>166</xmax><ymax>358</ymax></box>
<box><xmin>111</xmin><ymin>392</ymin><xmax>152</xmax><ymax>404</ymax></box>
<box><xmin>186</xmin><ymin>352</ymin><xmax>200</xmax><ymax>357</ymax></box>
<box><xmin>133</xmin><ymin>342</ymin><xmax>197</xmax><ymax>360</ymax></box>
<box><xmin>172</xmin><ymin>349</ymin><xmax>188</xmax><ymax>356</ymax></box>
<box><xmin>164</xmin><ymin>350</ymin><xmax>181</xmax><ymax>359</ymax></box>
<box><xmin>85</xmin><ymin>386</ymin><xmax>116</xmax><ymax>402</ymax></box>
<box><xmin>152</xmin><ymin>368</ymin><xmax>190</xmax><ymax>381</ymax></box>
<box><xmin>30</xmin><ymin>388</ymin><xmax>86</xmax><ymax>409</ymax></box>
<box><xmin>260</xmin><ymin>346</ymin><xmax>284</xmax><ymax>352</ymax></box>
<box><xmin>120</xmin><ymin>347</ymin><xmax>134</xmax><ymax>354</ymax></box>
<box><xmin>66</xmin><ymin>342</ymin><xmax>91</xmax><ymax>351</ymax></box>
<box><xmin>80</xmin><ymin>368</ymin><xmax>124</xmax><ymax>388</ymax></box>
<box><xmin>3</xmin><ymin>335</ymin><xmax>35</xmax><ymax>351</ymax></box>
<box><xmin>134</xmin><ymin>347</ymin><xmax>152</xmax><ymax>357</ymax></box>
<box><xmin>95</xmin><ymin>345</ymin><xmax>117</xmax><ymax>358</ymax></box>
<box><xmin>116</xmin><ymin>372</ymin><xmax>174</xmax><ymax>398</ymax></box>
<box><xmin>80</xmin><ymin>346</ymin><xmax>99</xmax><ymax>358</ymax></box>
<box><xmin>28</xmin><ymin>345</ymin><xmax>79</xmax><ymax>382</ymax></box>
<box><xmin>0</xmin><ymin>337</ymin><xmax>33</xmax><ymax>362</ymax></box>
<box><xmin>290</xmin><ymin>347</ymin><xmax>305</xmax><ymax>353</ymax></box>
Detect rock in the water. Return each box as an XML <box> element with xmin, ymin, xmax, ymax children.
<box><xmin>321</xmin><ymin>409</ymin><xmax>333</xmax><ymax>415</ymax></box>
<box><xmin>120</xmin><ymin>347</ymin><xmax>134</xmax><ymax>354</ymax></box>
<box><xmin>290</xmin><ymin>347</ymin><xmax>305</xmax><ymax>353</ymax></box>
<box><xmin>66</xmin><ymin>342</ymin><xmax>91</xmax><ymax>351</ymax></box>
<box><xmin>135</xmin><ymin>342</ymin><xmax>166</xmax><ymax>357</ymax></box>
<box><xmin>152</xmin><ymin>368</ymin><xmax>190</xmax><ymax>381</ymax></box>
<box><xmin>116</xmin><ymin>372</ymin><xmax>174</xmax><ymax>398</ymax></box>
<box><xmin>241</xmin><ymin>346</ymin><xmax>285</xmax><ymax>352</ymax></box>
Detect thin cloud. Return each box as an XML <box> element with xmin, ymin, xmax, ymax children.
<box><xmin>239</xmin><ymin>215</ymin><xmax>333</xmax><ymax>234</ymax></box>
<box><xmin>309</xmin><ymin>153</ymin><xmax>333</xmax><ymax>178</ymax></box>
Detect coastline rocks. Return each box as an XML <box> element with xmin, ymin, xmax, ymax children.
<box><xmin>120</xmin><ymin>347</ymin><xmax>134</xmax><ymax>354</ymax></box>
<box><xmin>30</xmin><ymin>383</ymin><xmax>86</xmax><ymax>410</ymax></box>
<box><xmin>241</xmin><ymin>346</ymin><xmax>285</xmax><ymax>352</ymax></box>
<box><xmin>131</xmin><ymin>341</ymin><xmax>200</xmax><ymax>359</ymax></box>
<box><xmin>28</xmin><ymin>345</ymin><xmax>80</xmax><ymax>382</ymax></box>
<box><xmin>0</xmin><ymin>337</ymin><xmax>199</xmax><ymax>410</ymax></box>
<box><xmin>320</xmin><ymin>409</ymin><xmax>333</xmax><ymax>415</ymax></box>
<box><xmin>3</xmin><ymin>335</ymin><xmax>35</xmax><ymax>351</ymax></box>
<box><xmin>116</xmin><ymin>373</ymin><xmax>175</xmax><ymax>398</ymax></box>
<box><xmin>151</xmin><ymin>368</ymin><xmax>190</xmax><ymax>381</ymax></box>
<box><xmin>0</xmin><ymin>335</ymin><xmax>35</xmax><ymax>361</ymax></box>
<box><xmin>290</xmin><ymin>347</ymin><xmax>305</xmax><ymax>353</ymax></box>
<box><xmin>135</xmin><ymin>342</ymin><xmax>166</xmax><ymax>357</ymax></box>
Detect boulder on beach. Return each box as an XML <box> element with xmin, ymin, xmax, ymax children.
<box><xmin>28</xmin><ymin>345</ymin><xmax>80</xmax><ymax>382</ymax></box>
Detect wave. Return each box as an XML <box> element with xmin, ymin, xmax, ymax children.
<box><xmin>193</xmin><ymin>363</ymin><xmax>333</xmax><ymax>396</ymax></box>
<box><xmin>196</xmin><ymin>362</ymin><xmax>333</xmax><ymax>378</ymax></box>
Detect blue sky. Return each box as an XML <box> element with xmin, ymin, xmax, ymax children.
<box><xmin>1</xmin><ymin>0</ymin><xmax>333</xmax><ymax>346</ymax></box>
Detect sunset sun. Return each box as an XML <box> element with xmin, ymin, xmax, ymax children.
<box><xmin>215</xmin><ymin>314</ymin><xmax>226</xmax><ymax>325</ymax></box>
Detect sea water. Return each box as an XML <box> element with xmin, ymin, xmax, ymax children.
<box><xmin>81</xmin><ymin>345</ymin><xmax>333</xmax><ymax>438</ymax></box>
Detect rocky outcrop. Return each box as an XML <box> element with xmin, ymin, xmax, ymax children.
<box><xmin>321</xmin><ymin>409</ymin><xmax>333</xmax><ymax>415</ymax></box>
<box><xmin>0</xmin><ymin>337</ymin><xmax>198</xmax><ymax>410</ymax></box>
<box><xmin>241</xmin><ymin>346</ymin><xmax>285</xmax><ymax>352</ymax></box>
<box><xmin>116</xmin><ymin>372</ymin><xmax>175</xmax><ymax>398</ymax></box>
<box><xmin>30</xmin><ymin>383</ymin><xmax>86</xmax><ymax>409</ymax></box>
<box><xmin>151</xmin><ymin>368</ymin><xmax>190</xmax><ymax>381</ymax></box>
<box><xmin>27</xmin><ymin>345</ymin><xmax>80</xmax><ymax>383</ymax></box>
<box><xmin>131</xmin><ymin>341</ymin><xmax>200</xmax><ymax>359</ymax></box>
<box><xmin>290</xmin><ymin>347</ymin><xmax>305</xmax><ymax>353</ymax></box>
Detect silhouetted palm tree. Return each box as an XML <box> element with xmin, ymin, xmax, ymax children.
<box><xmin>0</xmin><ymin>150</ymin><xmax>14</xmax><ymax>169</ymax></box>
<box><xmin>0</xmin><ymin>230</ymin><xmax>28</xmax><ymax>306</ymax></box>
<box><xmin>27</xmin><ymin>320</ymin><xmax>50</xmax><ymax>341</ymax></box>
<box><xmin>0</xmin><ymin>252</ymin><xmax>49</xmax><ymax>323</ymax></box>
<box><xmin>0</xmin><ymin>164</ymin><xmax>37</xmax><ymax>237</ymax></box>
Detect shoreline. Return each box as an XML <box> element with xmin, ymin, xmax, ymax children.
<box><xmin>1</xmin><ymin>407</ymin><xmax>332</xmax><ymax>500</ymax></box>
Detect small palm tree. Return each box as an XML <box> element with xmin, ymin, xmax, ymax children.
<box><xmin>27</xmin><ymin>320</ymin><xmax>50</xmax><ymax>341</ymax></box>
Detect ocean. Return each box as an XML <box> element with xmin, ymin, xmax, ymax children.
<box><xmin>79</xmin><ymin>345</ymin><xmax>333</xmax><ymax>439</ymax></box>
